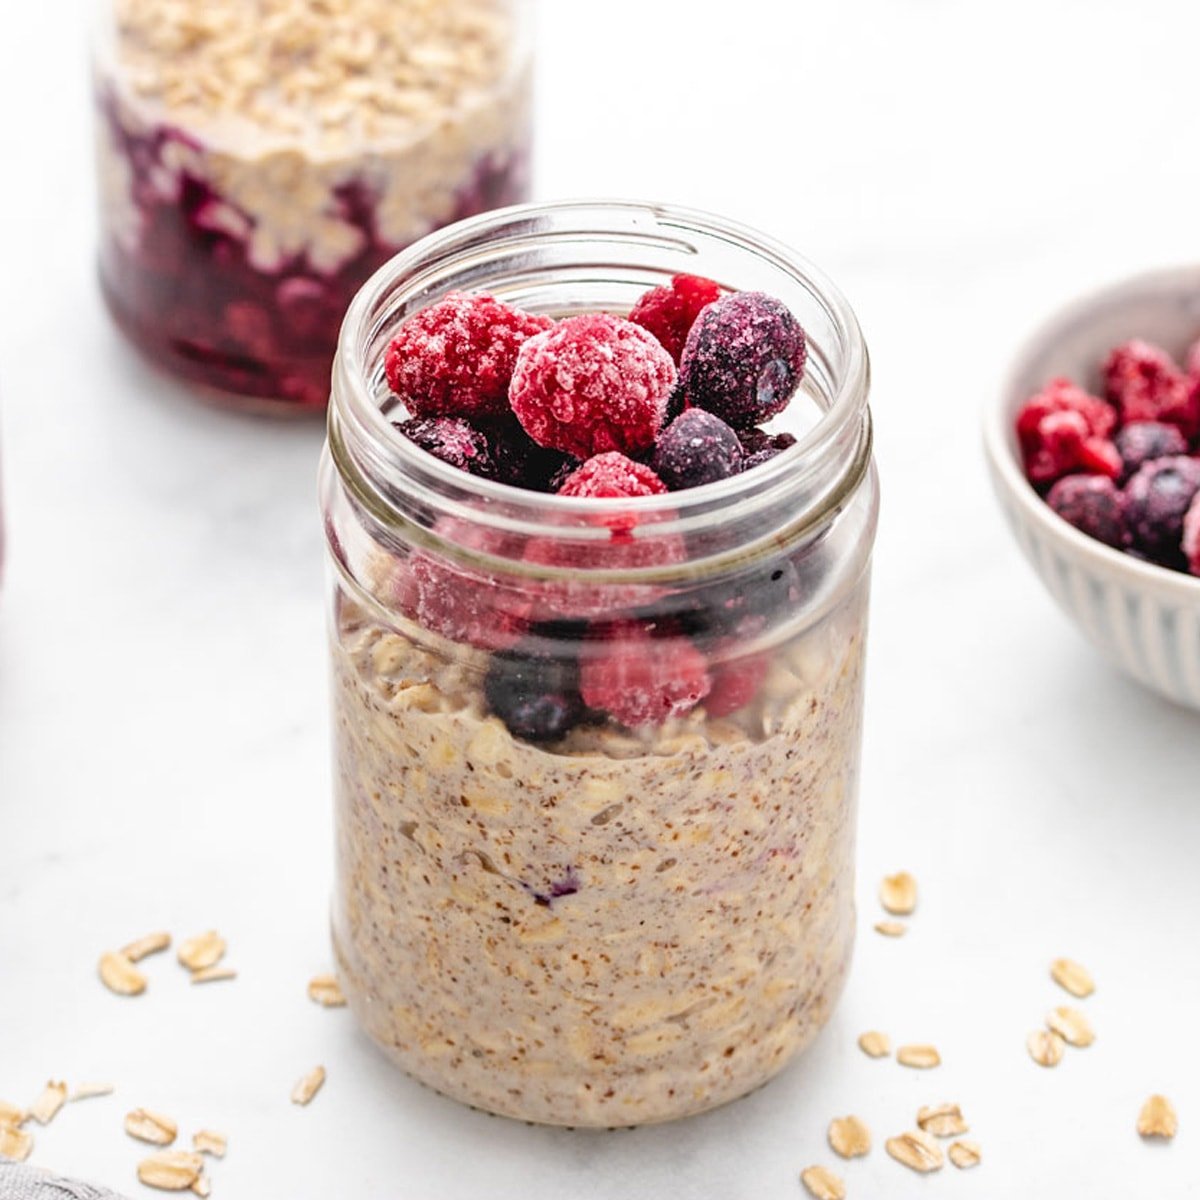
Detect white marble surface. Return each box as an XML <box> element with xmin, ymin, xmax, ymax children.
<box><xmin>2</xmin><ymin>1</ymin><xmax>1199</xmax><ymax>1197</ymax></box>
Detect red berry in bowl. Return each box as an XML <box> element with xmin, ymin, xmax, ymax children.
<box><xmin>1123</xmin><ymin>455</ymin><xmax>1200</xmax><ymax>567</ymax></box>
<box><xmin>579</xmin><ymin>620</ymin><xmax>711</xmax><ymax>727</ymax></box>
<box><xmin>1103</xmin><ymin>339</ymin><xmax>1199</xmax><ymax>438</ymax></box>
<box><xmin>385</xmin><ymin>292</ymin><xmax>552</xmax><ymax>420</ymax></box>
<box><xmin>557</xmin><ymin>452</ymin><xmax>667</xmax><ymax>499</ymax></box>
<box><xmin>1045</xmin><ymin>474</ymin><xmax>1128</xmax><ymax>549</ymax></box>
<box><xmin>679</xmin><ymin>291</ymin><xmax>807</xmax><ymax>428</ymax></box>
<box><xmin>1015</xmin><ymin>377</ymin><xmax>1119</xmax><ymax>486</ymax></box>
<box><xmin>628</xmin><ymin>273</ymin><xmax>722</xmax><ymax>365</ymax></box>
<box><xmin>509</xmin><ymin>313</ymin><xmax>676</xmax><ymax>459</ymax></box>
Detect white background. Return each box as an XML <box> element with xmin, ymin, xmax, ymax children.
<box><xmin>2</xmin><ymin>1</ymin><xmax>1199</xmax><ymax>1197</ymax></box>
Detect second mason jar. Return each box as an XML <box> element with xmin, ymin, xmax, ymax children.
<box><xmin>321</xmin><ymin>201</ymin><xmax>878</xmax><ymax>1126</ymax></box>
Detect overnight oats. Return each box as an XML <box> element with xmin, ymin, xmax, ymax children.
<box><xmin>93</xmin><ymin>0</ymin><xmax>531</xmax><ymax>411</ymax></box>
<box><xmin>321</xmin><ymin>202</ymin><xmax>879</xmax><ymax>1126</ymax></box>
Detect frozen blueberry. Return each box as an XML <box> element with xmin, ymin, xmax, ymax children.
<box><xmin>652</xmin><ymin>410</ymin><xmax>744</xmax><ymax>489</ymax></box>
<box><xmin>739</xmin><ymin>427</ymin><xmax>798</xmax><ymax>471</ymax></box>
<box><xmin>1124</xmin><ymin>455</ymin><xmax>1200</xmax><ymax>567</ymax></box>
<box><xmin>480</xmin><ymin>416</ymin><xmax>573</xmax><ymax>492</ymax></box>
<box><xmin>484</xmin><ymin>638</ymin><xmax>585</xmax><ymax>743</ymax></box>
<box><xmin>395</xmin><ymin>416</ymin><xmax>499</xmax><ymax>478</ymax></box>
<box><xmin>1113</xmin><ymin>421</ymin><xmax>1188</xmax><ymax>482</ymax></box>
<box><xmin>679</xmin><ymin>292</ymin><xmax>807</xmax><ymax>428</ymax></box>
<box><xmin>1045</xmin><ymin>475</ymin><xmax>1128</xmax><ymax>549</ymax></box>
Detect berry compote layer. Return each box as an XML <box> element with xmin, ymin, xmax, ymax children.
<box><xmin>327</xmin><ymin>282</ymin><xmax>874</xmax><ymax>1125</ymax></box>
<box><xmin>95</xmin><ymin>0</ymin><xmax>531</xmax><ymax>412</ymax></box>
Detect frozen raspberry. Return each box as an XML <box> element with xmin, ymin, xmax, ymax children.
<box><xmin>1103</xmin><ymin>339</ymin><xmax>1199</xmax><ymax>438</ymax></box>
<box><xmin>679</xmin><ymin>292</ymin><xmax>807</xmax><ymax>428</ymax></box>
<box><xmin>652</xmin><ymin>410</ymin><xmax>744</xmax><ymax>490</ymax></box>
<box><xmin>1015</xmin><ymin>377</ymin><xmax>1120</xmax><ymax>485</ymax></box>
<box><xmin>1113</xmin><ymin>421</ymin><xmax>1189</xmax><ymax>482</ymax></box>
<box><xmin>510</xmin><ymin>313</ymin><xmax>676</xmax><ymax>458</ymax></box>
<box><xmin>395</xmin><ymin>416</ymin><xmax>500</xmax><ymax>479</ymax></box>
<box><xmin>628</xmin><ymin>273</ymin><xmax>722</xmax><ymax>365</ymax></box>
<box><xmin>1045</xmin><ymin>475</ymin><xmax>1128</xmax><ymax>549</ymax></box>
<box><xmin>483</xmin><ymin>637</ymin><xmax>585</xmax><ymax>743</ymax></box>
<box><xmin>558</xmin><ymin>452</ymin><xmax>667</xmax><ymax>499</ymax></box>
<box><xmin>396</xmin><ymin>519</ymin><xmax>532</xmax><ymax>650</ymax></box>
<box><xmin>580</xmin><ymin>621</ymin><xmax>711</xmax><ymax>727</ymax></box>
<box><xmin>1124</xmin><ymin>455</ymin><xmax>1200</xmax><ymax>566</ymax></box>
<box><xmin>704</xmin><ymin>652</ymin><xmax>769</xmax><ymax>718</ymax></box>
<box><xmin>1183</xmin><ymin>493</ymin><xmax>1200</xmax><ymax>575</ymax></box>
<box><xmin>385</xmin><ymin>292</ymin><xmax>552</xmax><ymax>419</ymax></box>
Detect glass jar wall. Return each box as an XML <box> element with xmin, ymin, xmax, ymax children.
<box><xmin>93</xmin><ymin>0</ymin><xmax>532</xmax><ymax>412</ymax></box>
<box><xmin>321</xmin><ymin>201</ymin><xmax>879</xmax><ymax>1125</ymax></box>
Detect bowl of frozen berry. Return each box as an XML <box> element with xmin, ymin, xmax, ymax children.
<box><xmin>985</xmin><ymin>265</ymin><xmax>1200</xmax><ymax>709</ymax></box>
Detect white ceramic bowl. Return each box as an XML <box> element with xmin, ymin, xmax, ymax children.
<box><xmin>984</xmin><ymin>265</ymin><xmax>1200</xmax><ymax>710</ymax></box>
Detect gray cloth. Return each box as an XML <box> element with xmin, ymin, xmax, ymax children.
<box><xmin>0</xmin><ymin>1161</ymin><xmax>127</xmax><ymax>1199</ymax></box>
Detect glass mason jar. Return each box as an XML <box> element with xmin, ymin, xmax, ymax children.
<box><xmin>92</xmin><ymin>0</ymin><xmax>532</xmax><ymax>413</ymax></box>
<box><xmin>321</xmin><ymin>201</ymin><xmax>878</xmax><ymax>1126</ymax></box>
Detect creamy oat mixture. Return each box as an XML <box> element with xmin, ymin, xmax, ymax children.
<box><xmin>330</xmin><ymin>583</ymin><xmax>868</xmax><ymax>1126</ymax></box>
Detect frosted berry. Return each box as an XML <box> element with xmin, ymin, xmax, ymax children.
<box><xmin>558</xmin><ymin>452</ymin><xmax>668</xmax><ymax>499</ymax></box>
<box><xmin>1045</xmin><ymin>475</ymin><xmax>1128</xmax><ymax>549</ymax></box>
<box><xmin>580</xmin><ymin>621</ymin><xmax>711</xmax><ymax>727</ymax></box>
<box><xmin>679</xmin><ymin>291</ymin><xmax>807</xmax><ymax>428</ymax></box>
<box><xmin>484</xmin><ymin>638</ymin><xmax>585</xmax><ymax>743</ymax></box>
<box><xmin>1103</xmin><ymin>339</ymin><xmax>1199</xmax><ymax>438</ymax></box>
<box><xmin>1015</xmin><ymin>377</ymin><xmax>1120</xmax><ymax>485</ymax></box>
<box><xmin>1113</xmin><ymin>421</ymin><xmax>1189</xmax><ymax>482</ymax></box>
<box><xmin>385</xmin><ymin>292</ymin><xmax>552</xmax><ymax>419</ymax></box>
<box><xmin>1183</xmin><ymin>493</ymin><xmax>1200</xmax><ymax>575</ymax></box>
<box><xmin>1124</xmin><ymin>456</ymin><xmax>1200</xmax><ymax>566</ymax></box>
<box><xmin>396</xmin><ymin>416</ymin><xmax>499</xmax><ymax>478</ymax></box>
<box><xmin>628</xmin><ymin>273</ymin><xmax>722</xmax><ymax>364</ymax></box>
<box><xmin>482</xmin><ymin>416</ymin><xmax>573</xmax><ymax>492</ymax></box>
<box><xmin>510</xmin><ymin>313</ymin><xmax>676</xmax><ymax>458</ymax></box>
<box><xmin>652</xmin><ymin>409</ymin><xmax>744</xmax><ymax>490</ymax></box>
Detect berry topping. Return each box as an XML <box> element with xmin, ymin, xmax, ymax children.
<box><xmin>652</xmin><ymin>410</ymin><xmax>744</xmax><ymax>490</ymax></box>
<box><xmin>679</xmin><ymin>291</ymin><xmax>807</xmax><ymax>428</ymax></box>
<box><xmin>579</xmin><ymin>621</ymin><xmax>711</xmax><ymax>727</ymax></box>
<box><xmin>396</xmin><ymin>416</ymin><xmax>500</xmax><ymax>478</ymax></box>
<box><xmin>483</xmin><ymin>638</ymin><xmax>585</xmax><ymax>743</ymax></box>
<box><xmin>1015</xmin><ymin>377</ymin><xmax>1120</xmax><ymax>485</ymax></box>
<box><xmin>482</xmin><ymin>416</ymin><xmax>574</xmax><ymax>492</ymax></box>
<box><xmin>628</xmin><ymin>273</ymin><xmax>722</xmax><ymax>365</ymax></box>
<box><xmin>1103</xmin><ymin>339</ymin><xmax>1199</xmax><ymax>438</ymax></box>
<box><xmin>509</xmin><ymin>313</ymin><xmax>676</xmax><ymax>458</ymax></box>
<box><xmin>704</xmin><ymin>652</ymin><xmax>769</xmax><ymax>718</ymax></box>
<box><xmin>1113</xmin><ymin>421</ymin><xmax>1189</xmax><ymax>482</ymax></box>
<box><xmin>558</xmin><ymin>452</ymin><xmax>668</xmax><ymax>499</ymax></box>
<box><xmin>1123</xmin><ymin>456</ymin><xmax>1200</xmax><ymax>566</ymax></box>
<box><xmin>1045</xmin><ymin>475</ymin><xmax>1129</xmax><ymax>549</ymax></box>
<box><xmin>738</xmin><ymin>427</ymin><xmax>798</xmax><ymax>471</ymax></box>
<box><xmin>385</xmin><ymin>292</ymin><xmax>552</xmax><ymax>420</ymax></box>
<box><xmin>1183</xmin><ymin>493</ymin><xmax>1200</xmax><ymax>575</ymax></box>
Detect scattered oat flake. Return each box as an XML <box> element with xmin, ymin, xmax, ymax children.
<box><xmin>137</xmin><ymin>1151</ymin><xmax>204</xmax><ymax>1192</ymax></box>
<box><xmin>29</xmin><ymin>1081</ymin><xmax>67</xmax><ymax>1125</ymax></box>
<box><xmin>125</xmin><ymin>1108</ymin><xmax>178</xmax><ymax>1146</ymax></box>
<box><xmin>917</xmin><ymin>1102</ymin><xmax>968</xmax><ymax>1137</ymax></box>
<box><xmin>800</xmin><ymin>1165</ymin><xmax>846</xmax><ymax>1200</ymax></box>
<box><xmin>1137</xmin><ymin>1094</ymin><xmax>1178</xmax><ymax>1141</ymax></box>
<box><xmin>948</xmin><ymin>1140</ymin><xmax>982</xmax><ymax>1169</ymax></box>
<box><xmin>190</xmin><ymin>966</ymin><xmax>237</xmax><ymax>985</ymax></box>
<box><xmin>70</xmin><ymin>1082</ymin><xmax>115</xmax><ymax>1102</ymax></box>
<box><xmin>0</xmin><ymin>1123</ymin><xmax>33</xmax><ymax>1162</ymax></box>
<box><xmin>880</xmin><ymin>871</ymin><xmax>917</xmax><ymax>915</ymax></box>
<box><xmin>1027</xmin><ymin>1029</ymin><xmax>1065</xmax><ymax>1068</ymax></box>
<box><xmin>178</xmin><ymin>932</ymin><xmax>226</xmax><ymax>972</ymax></box>
<box><xmin>307</xmin><ymin>974</ymin><xmax>347</xmax><ymax>1007</ymax></box>
<box><xmin>1046</xmin><ymin>1005</ymin><xmax>1095</xmax><ymax>1048</ymax></box>
<box><xmin>897</xmin><ymin>1044</ymin><xmax>940</xmax><ymax>1069</ymax></box>
<box><xmin>99</xmin><ymin>950</ymin><xmax>147</xmax><ymax>997</ymax></box>
<box><xmin>828</xmin><ymin>1114</ymin><xmax>871</xmax><ymax>1159</ymax></box>
<box><xmin>886</xmin><ymin>1129</ymin><xmax>945</xmax><ymax>1173</ymax></box>
<box><xmin>193</xmin><ymin>1129</ymin><xmax>227</xmax><ymax>1158</ymax></box>
<box><xmin>191</xmin><ymin>1174</ymin><xmax>212</xmax><ymax>1199</ymax></box>
<box><xmin>874</xmin><ymin>920</ymin><xmax>906</xmax><ymax>937</ymax></box>
<box><xmin>291</xmin><ymin>1066</ymin><xmax>326</xmax><ymax>1106</ymax></box>
<box><xmin>1050</xmin><ymin>957</ymin><xmax>1094</xmax><ymax>998</ymax></box>
<box><xmin>858</xmin><ymin>1030</ymin><xmax>890</xmax><ymax>1058</ymax></box>
<box><xmin>122</xmin><ymin>931</ymin><xmax>172</xmax><ymax>962</ymax></box>
<box><xmin>0</xmin><ymin>1100</ymin><xmax>25</xmax><ymax>1126</ymax></box>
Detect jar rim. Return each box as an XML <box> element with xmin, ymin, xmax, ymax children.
<box><xmin>330</xmin><ymin>199</ymin><xmax>871</xmax><ymax>555</ymax></box>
